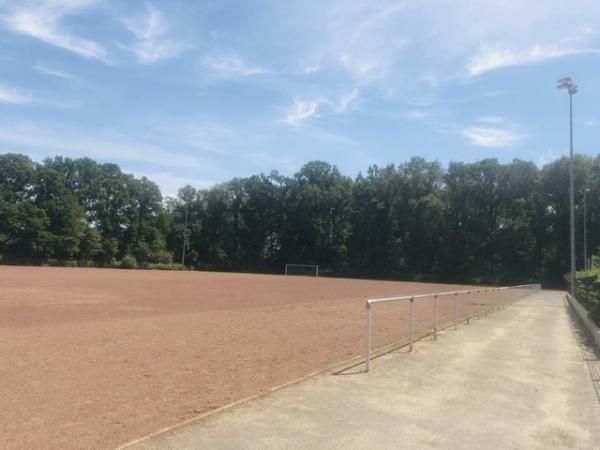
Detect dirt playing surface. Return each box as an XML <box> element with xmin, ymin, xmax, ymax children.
<box><xmin>1</xmin><ymin>266</ymin><xmax>488</xmax><ymax>449</ymax></box>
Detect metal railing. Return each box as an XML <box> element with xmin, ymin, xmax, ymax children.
<box><xmin>364</xmin><ymin>284</ymin><xmax>541</xmax><ymax>372</ymax></box>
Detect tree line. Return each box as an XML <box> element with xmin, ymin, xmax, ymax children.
<box><xmin>1</xmin><ymin>152</ymin><xmax>598</xmax><ymax>286</ymax></box>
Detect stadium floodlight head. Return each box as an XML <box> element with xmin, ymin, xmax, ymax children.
<box><xmin>557</xmin><ymin>76</ymin><xmax>572</xmax><ymax>87</ymax></box>
<box><xmin>557</xmin><ymin>77</ymin><xmax>578</xmax><ymax>95</ymax></box>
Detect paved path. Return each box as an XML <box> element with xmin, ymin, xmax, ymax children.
<box><xmin>126</xmin><ymin>291</ymin><xmax>600</xmax><ymax>449</ymax></box>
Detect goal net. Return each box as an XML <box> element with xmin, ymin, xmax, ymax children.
<box><xmin>285</xmin><ymin>264</ymin><xmax>319</xmax><ymax>277</ymax></box>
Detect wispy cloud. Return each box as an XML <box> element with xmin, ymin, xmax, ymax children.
<box><xmin>468</xmin><ymin>46</ymin><xmax>593</xmax><ymax>78</ymax></box>
<box><xmin>277</xmin><ymin>1</ymin><xmax>599</xmax><ymax>98</ymax></box>
<box><xmin>280</xmin><ymin>88</ymin><xmax>360</xmax><ymax>125</ymax></box>
<box><xmin>120</xmin><ymin>4</ymin><xmax>188</xmax><ymax>64</ymax></box>
<box><xmin>339</xmin><ymin>53</ymin><xmax>387</xmax><ymax>85</ymax></box>
<box><xmin>349</xmin><ymin>1</ymin><xmax>407</xmax><ymax>43</ymax></box>
<box><xmin>330</xmin><ymin>88</ymin><xmax>359</xmax><ymax>113</ymax></box>
<box><xmin>1</xmin><ymin>0</ymin><xmax>108</xmax><ymax>62</ymax></box>
<box><xmin>280</xmin><ymin>98</ymin><xmax>321</xmax><ymax>126</ymax></box>
<box><xmin>462</xmin><ymin>126</ymin><xmax>525</xmax><ymax>148</ymax></box>
<box><xmin>0</xmin><ymin>84</ymin><xmax>32</xmax><ymax>104</ymax></box>
<box><xmin>467</xmin><ymin>28</ymin><xmax>600</xmax><ymax>77</ymax></box>
<box><xmin>202</xmin><ymin>54</ymin><xmax>269</xmax><ymax>78</ymax></box>
<box><xmin>34</xmin><ymin>63</ymin><xmax>77</xmax><ymax>80</ymax></box>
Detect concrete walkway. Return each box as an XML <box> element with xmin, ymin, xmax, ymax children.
<box><xmin>127</xmin><ymin>291</ymin><xmax>600</xmax><ymax>449</ymax></box>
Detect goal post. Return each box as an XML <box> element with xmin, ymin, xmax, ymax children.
<box><xmin>285</xmin><ymin>264</ymin><xmax>319</xmax><ymax>277</ymax></box>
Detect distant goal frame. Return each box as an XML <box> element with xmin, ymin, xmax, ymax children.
<box><xmin>284</xmin><ymin>264</ymin><xmax>319</xmax><ymax>277</ymax></box>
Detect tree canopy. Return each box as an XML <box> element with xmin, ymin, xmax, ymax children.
<box><xmin>1</xmin><ymin>152</ymin><xmax>598</xmax><ymax>286</ymax></box>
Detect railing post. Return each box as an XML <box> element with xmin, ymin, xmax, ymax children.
<box><xmin>409</xmin><ymin>297</ymin><xmax>415</xmax><ymax>352</ymax></box>
<box><xmin>433</xmin><ymin>295</ymin><xmax>438</xmax><ymax>340</ymax></box>
<box><xmin>365</xmin><ymin>302</ymin><xmax>372</xmax><ymax>372</ymax></box>
<box><xmin>454</xmin><ymin>292</ymin><xmax>458</xmax><ymax>330</ymax></box>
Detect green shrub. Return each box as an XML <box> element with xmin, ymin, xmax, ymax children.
<box><xmin>575</xmin><ymin>269</ymin><xmax>600</xmax><ymax>326</ymax></box>
<box><xmin>120</xmin><ymin>255</ymin><xmax>138</xmax><ymax>269</ymax></box>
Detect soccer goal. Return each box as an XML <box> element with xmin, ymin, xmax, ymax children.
<box><xmin>285</xmin><ymin>264</ymin><xmax>319</xmax><ymax>277</ymax></box>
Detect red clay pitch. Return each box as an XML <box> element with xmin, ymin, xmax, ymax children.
<box><xmin>0</xmin><ymin>266</ymin><xmax>482</xmax><ymax>449</ymax></box>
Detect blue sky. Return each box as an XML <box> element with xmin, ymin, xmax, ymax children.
<box><xmin>1</xmin><ymin>0</ymin><xmax>599</xmax><ymax>196</ymax></box>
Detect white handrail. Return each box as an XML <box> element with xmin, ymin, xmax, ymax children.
<box><xmin>364</xmin><ymin>283</ymin><xmax>540</xmax><ymax>372</ymax></box>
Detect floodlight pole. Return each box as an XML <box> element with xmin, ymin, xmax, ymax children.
<box><xmin>584</xmin><ymin>189</ymin><xmax>589</xmax><ymax>270</ymax></box>
<box><xmin>558</xmin><ymin>77</ymin><xmax>578</xmax><ymax>295</ymax></box>
<box><xmin>568</xmin><ymin>90</ymin><xmax>576</xmax><ymax>294</ymax></box>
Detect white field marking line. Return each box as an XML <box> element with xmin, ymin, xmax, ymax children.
<box><xmin>116</xmin><ymin>347</ymin><xmax>384</xmax><ymax>448</ymax></box>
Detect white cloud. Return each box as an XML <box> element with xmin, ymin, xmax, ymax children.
<box><xmin>0</xmin><ymin>84</ymin><xmax>32</xmax><ymax>104</ymax></box>
<box><xmin>339</xmin><ymin>52</ymin><xmax>387</xmax><ymax>84</ymax></box>
<box><xmin>349</xmin><ymin>1</ymin><xmax>407</xmax><ymax>43</ymax></box>
<box><xmin>462</xmin><ymin>126</ymin><xmax>525</xmax><ymax>148</ymax></box>
<box><xmin>120</xmin><ymin>5</ymin><xmax>187</xmax><ymax>64</ymax></box>
<box><xmin>467</xmin><ymin>45</ymin><xmax>598</xmax><ymax>78</ymax></box>
<box><xmin>34</xmin><ymin>63</ymin><xmax>76</xmax><ymax>80</ymax></box>
<box><xmin>268</xmin><ymin>1</ymin><xmax>600</xmax><ymax>99</ymax></box>
<box><xmin>280</xmin><ymin>98</ymin><xmax>321</xmax><ymax>125</ymax></box>
<box><xmin>280</xmin><ymin>89</ymin><xmax>359</xmax><ymax>125</ymax></box>
<box><xmin>1</xmin><ymin>0</ymin><xmax>108</xmax><ymax>62</ymax></box>
<box><xmin>331</xmin><ymin>88</ymin><xmax>359</xmax><ymax>113</ymax></box>
<box><xmin>467</xmin><ymin>28</ymin><xmax>600</xmax><ymax>77</ymax></box>
<box><xmin>202</xmin><ymin>54</ymin><xmax>269</xmax><ymax>77</ymax></box>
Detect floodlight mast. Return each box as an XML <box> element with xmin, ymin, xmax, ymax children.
<box><xmin>557</xmin><ymin>77</ymin><xmax>578</xmax><ymax>295</ymax></box>
<box><xmin>584</xmin><ymin>188</ymin><xmax>590</xmax><ymax>270</ymax></box>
